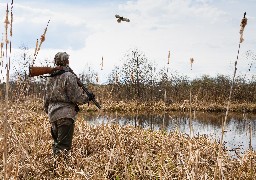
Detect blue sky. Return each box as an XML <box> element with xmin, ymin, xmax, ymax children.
<box><xmin>0</xmin><ymin>0</ymin><xmax>256</xmax><ymax>83</ymax></box>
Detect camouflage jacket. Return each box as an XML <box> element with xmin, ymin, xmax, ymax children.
<box><xmin>44</xmin><ymin>70</ymin><xmax>89</xmax><ymax>123</ymax></box>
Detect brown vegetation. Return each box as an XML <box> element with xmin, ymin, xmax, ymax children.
<box><xmin>1</xmin><ymin>72</ymin><xmax>256</xmax><ymax>113</ymax></box>
<box><xmin>0</xmin><ymin>5</ymin><xmax>255</xmax><ymax>179</ymax></box>
<box><xmin>0</xmin><ymin>98</ymin><xmax>255</xmax><ymax>179</ymax></box>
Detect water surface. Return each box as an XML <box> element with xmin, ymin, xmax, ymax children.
<box><xmin>82</xmin><ymin>111</ymin><xmax>256</xmax><ymax>156</ymax></box>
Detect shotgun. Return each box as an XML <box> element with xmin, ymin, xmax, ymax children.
<box><xmin>29</xmin><ymin>66</ymin><xmax>62</xmax><ymax>77</ymax></box>
<box><xmin>29</xmin><ymin>66</ymin><xmax>101</xmax><ymax>109</ymax></box>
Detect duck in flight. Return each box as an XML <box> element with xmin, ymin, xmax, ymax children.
<box><xmin>115</xmin><ymin>14</ymin><xmax>130</xmax><ymax>23</ymax></box>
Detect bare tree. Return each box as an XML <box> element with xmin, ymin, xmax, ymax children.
<box><xmin>120</xmin><ymin>48</ymin><xmax>152</xmax><ymax>101</ymax></box>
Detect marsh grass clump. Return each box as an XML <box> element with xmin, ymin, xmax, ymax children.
<box><xmin>0</xmin><ymin>99</ymin><xmax>255</xmax><ymax>179</ymax></box>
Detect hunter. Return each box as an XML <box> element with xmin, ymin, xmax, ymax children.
<box><xmin>43</xmin><ymin>52</ymin><xmax>95</xmax><ymax>156</ymax></box>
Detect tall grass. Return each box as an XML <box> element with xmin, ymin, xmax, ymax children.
<box><xmin>216</xmin><ymin>12</ymin><xmax>249</xmax><ymax>179</ymax></box>
<box><xmin>0</xmin><ymin>98</ymin><xmax>255</xmax><ymax>179</ymax></box>
<box><xmin>2</xmin><ymin>2</ymin><xmax>13</xmax><ymax>180</ymax></box>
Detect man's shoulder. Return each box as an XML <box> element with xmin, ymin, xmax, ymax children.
<box><xmin>62</xmin><ymin>71</ymin><xmax>75</xmax><ymax>78</ymax></box>
<box><xmin>63</xmin><ymin>71</ymin><xmax>77</xmax><ymax>81</ymax></box>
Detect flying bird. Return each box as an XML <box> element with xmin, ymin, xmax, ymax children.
<box><xmin>115</xmin><ymin>14</ymin><xmax>130</xmax><ymax>23</ymax></box>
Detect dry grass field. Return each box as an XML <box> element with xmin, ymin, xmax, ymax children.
<box><xmin>0</xmin><ymin>1</ymin><xmax>255</xmax><ymax>179</ymax></box>
<box><xmin>0</xmin><ymin>98</ymin><xmax>256</xmax><ymax>179</ymax></box>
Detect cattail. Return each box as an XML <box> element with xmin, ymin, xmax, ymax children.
<box><xmin>239</xmin><ymin>12</ymin><xmax>247</xmax><ymax>43</ymax></box>
<box><xmin>3</xmin><ymin>3</ymin><xmax>12</xmax><ymax>179</ymax></box>
<box><xmin>34</xmin><ymin>39</ymin><xmax>38</xmax><ymax>57</ymax></box>
<box><xmin>40</xmin><ymin>33</ymin><xmax>45</xmax><ymax>43</ymax></box>
<box><xmin>4</xmin><ymin>4</ymin><xmax>10</xmax><ymax>26</ymax></box>
<box><xmin>0</xmin><ymin>42</ymin><xmax>3</xmax><ymax>58</ymax></box>
<box><xmin>190</xmin><ymin>58</ymin><xmax>194</xmax><ymax>70</ymax></box>
<box><xmin>218</xmin><ymin>12</ymin><xmax>248</xmax><ymax>174</ymax></box>
<box><xmin>9</xmin><ymin>41</ymin><xmax>11</xmax><ymax>54</ymax></box>
<box><xmin>167</xmin><ymin>50</ymin><xmax>170</xmax><ymax>64</ymax></box>
<box><xmin>100</xmin><ymin>56</ymin><xmax>103</xmax><ymax>70</ymax></box>
<box><xmin>32</xmin><ymin>20</ymin><xmax>50</xmax><ymax>65</ymax></box>
<box><xmin>4</xmin><ymin>4</ymin><xmax>10</xmax><ymax>58</ymax></box>
<box><xmin>38</xmin><ymin>20</ymin><xmax>50</xmax><ymax>51</ymax></box>
<box><xmin>10</xmin><ymin>5</ymin><xmax>13</xmax><ymax>37</ymax></box>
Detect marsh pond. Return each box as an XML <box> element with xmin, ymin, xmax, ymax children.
<box><xmin>81</xmin><ymin>111</ymin><xmax>256</xmax><ymax>156</ymax></box>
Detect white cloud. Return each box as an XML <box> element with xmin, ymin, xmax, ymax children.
<box><xmin>0</xmin><ymin>0</ymin><xmax>255</xmax><ymax>84</ymax></box>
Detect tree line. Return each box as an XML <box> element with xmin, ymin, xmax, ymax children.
<box><xmin>0</xmin><ymin>48</ymin><xmax>255</xmax><ymax>105</ymax></box>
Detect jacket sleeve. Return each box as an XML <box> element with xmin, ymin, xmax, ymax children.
<box><xmin>65</xmin><ymin>72</ymin><xmax>89</xmax><ymax>105</ymax></box>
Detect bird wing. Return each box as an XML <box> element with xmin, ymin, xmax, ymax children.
<box><xmin>123</xmin><ymin>18</ymin><xmax>130</xmax><ymax>22</ymax></box>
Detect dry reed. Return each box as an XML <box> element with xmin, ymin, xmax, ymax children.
<box><xmin>0</xmin><ymin>98</ymin><xmax>255</xmax><ymax>179</ymax></box>
<box><xmin>32</xmin><ymin>20</ymin><xmax>50</xmax><ymax>66</ymax></box>
<box><xmin>2</xmin><ymin>2</ymin><xmax>12</xmax><ymax>180</ymax></box>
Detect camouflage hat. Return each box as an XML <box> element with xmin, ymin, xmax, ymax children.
<box><xmin>54</xmin><ymin>52</ymin><xmax>69</xmax><ymax>66</ymax></box>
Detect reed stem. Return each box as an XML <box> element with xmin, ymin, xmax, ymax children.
<box><xmin>249</xmin><ymin>124</ymin><xmax>253</xmax><ymax>179</ymax></box>
<box><xmin>220</xmin><ymin>12</ymin><xmax>247</xmax><ymax>151</ymax></box>
<box><xmin>189</xmin><ymin>87</ymin><xmax>193</xmax><ymax>138</ymax></box>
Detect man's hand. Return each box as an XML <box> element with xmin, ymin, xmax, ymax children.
<box><xmin>87</xmin><ymin>92</ymin><xmax>95</xmax><ymax>101</ymax></box>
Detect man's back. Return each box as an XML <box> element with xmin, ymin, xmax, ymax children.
<box><xmin>44</xmin><ymin>71</ymin><xmax>88</xmax><ymax>123</ymax></box>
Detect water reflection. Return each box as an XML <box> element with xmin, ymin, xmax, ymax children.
<box><xmin>81</xmin><ymin>111</ymin><xmax>256</xmax><ymax>154</ymax></box>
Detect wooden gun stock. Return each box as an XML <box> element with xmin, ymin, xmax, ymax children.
<box><xmin>29</xmin><ymin>66</ymin><xmax>61</xmax><ymax>77</ymax></box>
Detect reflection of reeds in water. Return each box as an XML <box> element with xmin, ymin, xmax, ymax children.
<box><xmin>249</xmin><ymin>124</ymin><xmax>253</xmax><ymax>179</ymax></box>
